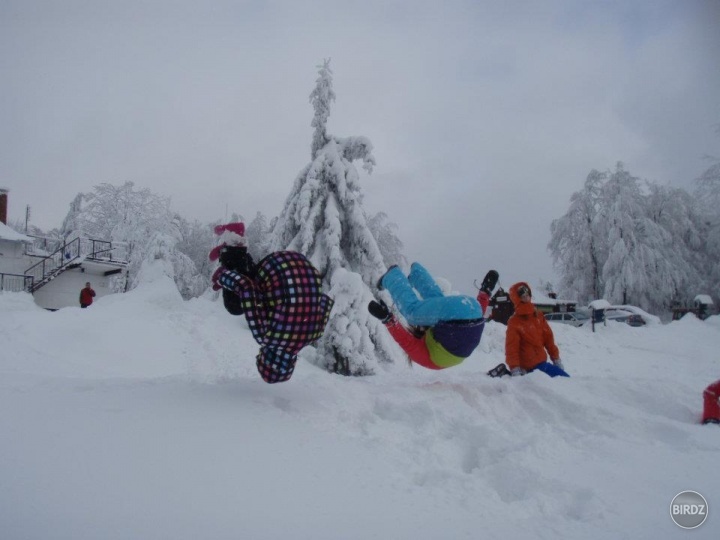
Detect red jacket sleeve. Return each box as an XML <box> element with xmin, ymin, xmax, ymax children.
<box><xmin>386</xmin><ymin>319</ymin><xmax>441</xmax><ymax>370</ymax></box>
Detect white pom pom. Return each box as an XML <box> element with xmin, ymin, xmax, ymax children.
<box><xmin>218</xmin><ymin>230</ymin><xmax>247</xmax><ymax>247</ymax></box>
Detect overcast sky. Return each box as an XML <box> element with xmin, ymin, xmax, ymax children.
<box><xmin>2</xmin><ymin>0</ymin><xmax>719</xmax><ymax>295</ymax></box>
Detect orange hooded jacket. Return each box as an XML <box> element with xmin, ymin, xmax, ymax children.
<box><xmin>505</xmin><ymin>282</ymin><xmax>560</xmax><ymax>371</ymax></box>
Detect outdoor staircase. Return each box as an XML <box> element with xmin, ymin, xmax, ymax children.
<box><xmin>23</xmin><ymin>237</ymin><xmax>127</xmax><ymax>293</ymax></box>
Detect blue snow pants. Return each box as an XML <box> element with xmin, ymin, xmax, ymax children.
<box><xmin>533</xmin><ymin>362</ymin><xmax>570</xmax><ymax>378</ymax></box>
<box><xmin>381</xmin><ymin>262</ymin><xmax>482</xmax><ymax>327</ymax></box>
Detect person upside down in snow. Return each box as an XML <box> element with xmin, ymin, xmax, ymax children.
<box><xmin>210</xmin><ymin>223</ymin><xmax>333</xmax><ymax>383</ymax></box>
<box><xmin>368</xmin><ymin>263</ymin><xmax>498</xmax><ymax>370</ymax></box>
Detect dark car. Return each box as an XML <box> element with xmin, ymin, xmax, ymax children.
<box><xmin>625</xmin><ymin>314</ymin><xmax>646</xmax><ymax>327</ymax></box>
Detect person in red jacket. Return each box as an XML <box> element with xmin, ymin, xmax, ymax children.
<box><xmin>505</xmin><ymin>282</ymin><xmax>569</xmax><ymax>377</ymax></box>
<box><xmin>79</xmin><ymin>282</ymin><xmax>96</xmax><ymax>308</ymax></box>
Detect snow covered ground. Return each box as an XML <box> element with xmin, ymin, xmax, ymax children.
<box><xmin>1</xmin><ymin>266</ymin><xmax>718</xmax><ymax>539</ymax></box>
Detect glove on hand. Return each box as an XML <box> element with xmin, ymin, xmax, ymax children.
<box><xmin>554</xmin><ymin>359</ymin><xmax>565</xmax><ymax>371</ymax></box>
<box><xmin>511</xmin><ymin>367</ymin><xmax>527</xmax><ymax>377</ymax></box>
<box><xmin>211</xmin><ymin>266</ymin><xmax>227</xmax><ymax>291</ymax></box>
<box><xmin>480</xmin><ymin>269</ymin><xmax>499</xmax><ymax>295</ymax></box>
<box><xmin>368</xmin><ymin>300</ymin><xmax>392</xmax><ymax>323</ymax></box>
<box><xmin>219</xmin><ymin>245</ymin><xmax>251</xmax><ymax>273</ymax></box>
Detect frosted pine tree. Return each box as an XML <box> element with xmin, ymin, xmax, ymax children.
<box><xmin>59</xmin><ymin>193</ymin><xmax>87</xmax><ymax>242</ymax></box>
<box><xmin>269</xmin><ymin>59</ymin><xmax>401</xmax><ymax>375</ymax></box>
<box><xmin>245</xmin><ymin>211</ymin><xmax>273</xmax><ymax>262</ymax></box>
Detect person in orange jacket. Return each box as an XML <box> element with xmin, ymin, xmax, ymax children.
<box><xmin>505</xmin><ymin>282</ymin><xmax>569</xmax><ymax>377</ymax></box>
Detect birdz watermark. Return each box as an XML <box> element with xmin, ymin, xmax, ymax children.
<box><xmin>670</xmin><ymin>491</ymin><xmax>708</xmax><ymax>529</ymax></box>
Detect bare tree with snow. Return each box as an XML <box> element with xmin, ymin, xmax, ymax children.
<box><xmin>550</xmin><ymin>162</ymin><xmax>715</xmax><ymax>314</ymax></box>
<box><xmin>549</xmin><ymin>169</ymin><xmax>606</xmax><ymax>304</ymax></box>
<box><xmin>645</xmin><ymin>183</ymin><xmax>705</xmax><ymax>308</ymax></box>
<box><xmin>367</xmin><ymin>211</ymin><xmax>407</xmax><ymax>270</ymax></box>
<box><xmin>59</xmin><ymin>193</ymin><xmax>86</xmax><ymax>241</ymax></box>
<box><xmin>693</xmin><ymin>126</ymin><xmax>720</xmax><ymax>300</ymax></box>
<box><xmin>599</xmin><ymin>164</ymin><xmax>674</xmax><ymax>307</ymax></box>
<box><xmin>59</xmin><ymin>182</ymin><xmax>204</xmax><ymax>298</ymax></box>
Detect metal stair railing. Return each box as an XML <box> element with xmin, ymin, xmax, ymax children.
<box><xmin>24</xmin><ymin>236</ymin><xmax>129</xmax><ymax>293</ymax></box>
<box><xmin>0</xmin><ymin>273</ymin><xmax>34</xmax><ymax>293</ymax></box>
<box><xmin>82</xmin><ymin>238</ymin><xmax>126</xmax><ymax>263</ymax></box>
<box><xmin>25</xmin><ymin>237</ymin><xmax>83</xmax><ymax>292</ymax></box>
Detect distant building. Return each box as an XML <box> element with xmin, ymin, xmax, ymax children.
<box><xmin>533</xmin><ymin>291</ymin><xmax>578</xmax><ymax>315</ymax></box>
<box><xmin>671</xmin><ymin>294</ymin><xmax>716</xmax><ymax>321</ymax></box>
<box><xmin>488</xmin><ymin>286</ymin><xmax>577</xmax><ymax>325</ymax></box>
<box><xmin>0</xmin><ymin>188</ymin><xmax>128</xmax><ymax>310</ymax></box>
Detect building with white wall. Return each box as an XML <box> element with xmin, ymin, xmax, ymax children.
<box><xmin>0</xmin><ymin>188</ymin><xmax>128</xmax><ymax>310</ymax></box>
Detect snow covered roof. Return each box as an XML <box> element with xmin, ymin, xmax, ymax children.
<box><xmin>532</xmin><ymin>290</ymin><xmax>576</xmax><ymax>305</ymax></box>
<box><xmin>588</xmin><ymin>299</ymin><xmax>612</xmax><ymax>309</ymax></box>
<box><xmin>694</xmin><ymin>294</ymin><xmax>714</xmax><ymax>306</ymax></box>
<box><xmin>0</xmin><ymin>222</ymin><xmax>33</xmax><ymax>243</ymax></box>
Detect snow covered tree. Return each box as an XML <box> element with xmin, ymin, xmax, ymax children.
<box><xmin>645</xmin><ymin>183</ymin><xmax>704</xmax><ymax>307</ymax></box>
<box><xmin>538</xmin><ymin>279</ymin><xmax>556</xmax><ymax>298</ymax></box>
<box><xmin>59</xmin><ymin>193</ymin><xmax>86</xmax><ymax>241</ymax></box>
<box><xmin>693</xmin><ymin>123</ymin><xmax>720</xmax><ymax>300</ymax></box>
<box><xmin>245</xmin><ymin>211</ymin><xmax>273</xmax><ymax>262</ymax></box>
<box><xmin>309</xmin><ymin>59</ymin><xmax>336</xmax><ymax>161</ymax></box>
<box><xmin>174</xmin><ymin>215</ymin><xmax>216</xmax><ymax>284</ymax></box>
<box><xmin>590</xmin><ymin>163</ymin><xmax>700</xmax><ymax>313</ymax></box>
<box><xmin>143</xmin><ymin>231</ymin><xmax>206</xmax><ymax>299</ymax></box>
<box><xmin>599</xmin><ymin>163</ymin><xmax>656</xmax><ymax>306</ymax></box>
<box><xmin>549</xmin><ymin>169</ymin><xmax>606</xmax><ymax>304</ymax></box>
<box><xmin>268</xmin><ymin>59</ymin><xmax>400</xmax><ymax>376</ymax></box>
<box><xmin>59</xmin><ymin>182</ymin><xmax>204</xmax><ymax>298</ymax></box>
<box><xmin>74</xmin><ymin>182</ymin><xmax>172</xmax><ymax>271</ymax></box>
<box><xmin>550</xmin><ymin>162</ymin><xmax>713</xmax><ymax>314</ymax></box>
<box><xmin>367</xmin><ymin>211</ymin><xmax>407</xmax><ymax>269</ymax></box>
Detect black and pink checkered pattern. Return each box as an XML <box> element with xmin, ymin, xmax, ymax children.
<box><xmin>255</xmin><ymin>347</ymin><xmax>297</xmax><ymax>384</ymax></box>
<box><xmin>218</xmin><ymin>250</ymin><xmax>334</xmax><ymax>357</ymax></box>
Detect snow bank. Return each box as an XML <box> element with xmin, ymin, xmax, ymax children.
<box><xmin>1</xmin><ymin>282</ymin><xmax>719</xmax><ymax>540</ymax></box>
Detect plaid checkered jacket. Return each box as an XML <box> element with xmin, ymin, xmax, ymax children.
<box><xmin>217</xmin><ymin>251</ymin><xmax>334</xmax><ymax>352</ymax></box>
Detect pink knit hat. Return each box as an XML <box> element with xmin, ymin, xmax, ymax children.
<box><xmin>209</xmin><ymin>222</ymin><xmax>247</xmax><ymax>261</ymax></box>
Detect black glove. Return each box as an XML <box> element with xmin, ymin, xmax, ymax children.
<box><xmin>368</xmin><ymin>300</ymin><xmax>392</xmax><ymax>323</ymax></box>
<box><xmin>480</xmin><ymin>269</ymin><xmax>499</xmax><ymax>295</ymax></box>
<box><xmin>222</xmin><ymin>289</ymin><xmax>245</xmax><ymax>316</ymax></box>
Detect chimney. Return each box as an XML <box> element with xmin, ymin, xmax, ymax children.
<box><xmin>0</xmin><ymin>188</ymin><xmax>8</xmax><ymax>225</ymax></box>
